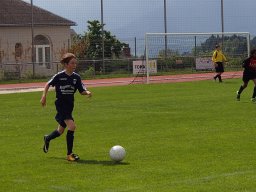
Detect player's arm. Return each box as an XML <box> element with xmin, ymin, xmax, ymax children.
<box><xmin>40</xmin><ymin>83</ymin><xmax>50</xmax><ymax>107</ymax></box>
<box><xmin>41</xmin><ymin>74</ymin><xmax>57</xmax><ymax>106</ymax></box>
<box><xmin>212</xmin><ymin>51</ymin><xmax>217</xmax><ymax>66</ymax></box>
<box><xmin>77</xmin><ymin>77</ymin><xmax>92</xmax><ymax>97</ymax></box>
<box><xmin>223</xmin><ymin>54</ymin><xmax>227</xmax><ymax>62</ymax></box>
<box><xmin>81</xmin><ymin>90</ymin><xmax>92</xmax><ymax>97</ymax></box>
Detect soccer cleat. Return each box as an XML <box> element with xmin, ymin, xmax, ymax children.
<box><xmin>67</xmin><ymin>153</ymin><xmax>80</xmax><ymax>161</ymax></box>
<box><xmin>236</xmin><ymin>91</ymin><xmax>240</xmax><ymax>101</ymax></box>
<box><xmin>213</xmin><ymin>76</ymin><xmax>217</xmax><ymax>81</ymax></box>
<box><xmin>251</xmin><ymin>98</ymin><xmax>256</xmax><ymax>102</ymax></box>
<box><xmin>43</xmin><ymin>135</ymin><xmax>50</xmax><ymax>153</ymax></box>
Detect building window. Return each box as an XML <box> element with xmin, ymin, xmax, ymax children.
<box><xmin>34</xmin><ymin>35</ymin><xmax>51</xmax><ymax>68</ymax></box>
<box><xmin>35</xmin><ymin>45</ymin><xmax>50</xmax><ymax>68</ymax></box>
<box><xmin>15</xmin><ymin>43</ymin><xmax>23</xmax><ymax>61</ymax></box>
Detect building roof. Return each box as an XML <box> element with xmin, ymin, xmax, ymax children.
<box><xmin>0</xmin><ymin>0</ymin><xmax>76</xmax><ymax>27</ymax></box>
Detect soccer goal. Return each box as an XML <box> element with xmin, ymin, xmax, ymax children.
<box><xmin>144</xmin><ymin>32</ymin><xmax>250</xmax><ymax>84</ymax></box>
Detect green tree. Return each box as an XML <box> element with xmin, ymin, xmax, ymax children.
<box><xmin>70</xmin><ymin>20</ymin><xmax>127</xmax><ymax>59</ymax></box>
<box><xmin>70</xmin><ymin>34</ymin><xmax>88</xmax><ymax>59</ymax></box>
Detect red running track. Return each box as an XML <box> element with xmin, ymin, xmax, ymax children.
<box><xmin>0</xmin><ymin>71</ymin><xmax>242</xmax><ymax>94</ymax></box>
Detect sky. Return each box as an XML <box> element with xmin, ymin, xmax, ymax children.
<box><xmin>21</xmin><ymin>0</ymin><xmax>256</xmax><ymax>56</ymax></box>
<box><xmin>22</xmin><ymin>0</ymin><xmax>256</xmax><ymax>39</ymax></box>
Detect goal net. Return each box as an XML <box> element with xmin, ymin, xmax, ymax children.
<box><xmin>144</xmin><ymin>32</ymin><xmax>250</xmax><ymax>84</ymax></box>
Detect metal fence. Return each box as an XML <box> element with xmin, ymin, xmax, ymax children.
<box><xmin>1</xmin><ymin>0</ymin><xmax>256</xmax><ymax>80</ymax></box>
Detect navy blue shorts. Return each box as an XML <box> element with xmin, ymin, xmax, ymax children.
<box><xmin>55</xmin><ymin>101</ymin><xmax>74</xmax><ymax>128</ymax></box>
<box><xmin>55</xmin><ymin>112</ymin><xmax>74</xmax><ymax>128</ymax></box>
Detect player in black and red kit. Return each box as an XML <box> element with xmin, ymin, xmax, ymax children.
<box><xmin>236</xmin><ymin>49</ymin><xmax>256</xmax><ymax>101</ymax></box>
<box><xmin>40</xmin><ymin>53</ymin><xmax>92</xmax><ymax>161</ymax></box>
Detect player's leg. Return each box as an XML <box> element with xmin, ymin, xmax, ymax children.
<box><xmin>251</xmin><ymin>79</ymin><xmax>256</xmax><ymax>102</ymax></box>
<box><xmin>214</xmin><ymin>73</ymin><xmax>220</xmax><ymax>81</ymax></box>
<box><xmin>214</xmin><ymin>72</ymin><xmax>222</xmax><ymax>82</ymax></box>
<box><xmin>65</xmin><ymin>119</ymin><xmax>79</xmax><ymax>161</ymax></box>
<box><xmin>213</xmin><ymin>70</ymin><xmax>220</xmax><ymax>81</ymax></box>
<box><xmin>43</xmin><ymin>112</ymin><xmax>66</xmax><ymax>153</ymax></box>
<box><xmin>214</xmin><ymin>63</ymin><xmax>223</xmax><ymax>82</ymax></box>
<box><xmin>213</xmin><ymin>74</ymin><xmax>218</xmax><ymax>81</ymax></box>
<box><xmin>43</xmin><ymin>125</ymin><xmax>65</xmax><ymax>153</ymax></box>
<box><xmin>218</xmin><ymin>63</ymin><xmax>224</xmax><ymax>82</ymax></box>
<box><xmin>237</xmin><ymin>78</ymin><xmax>249</xmax><ymax>101</ymax></box>
<box><xmin>213</xmin><ymin>63</ymin><xmax>219</xmax><ymax>81</ymax></box>
<box><xmin>218</xmin><ymin>72</ymin><xmax>223</xmax><ymax>82</ymax></box>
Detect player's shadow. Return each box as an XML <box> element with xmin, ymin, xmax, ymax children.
<box><xmin>77</xmin><ymin>159</ymin><xmax>130</xmax><ymax>166</ymax></box>
<box><xmin>221</xmin><ymin>81</ymin><xmax>236</xmax><ymax>84</ymax></box>
<box><xmin>49</xmin><ymin>157</ymin><xmax>129</xmax><ymax>166</ymax></box>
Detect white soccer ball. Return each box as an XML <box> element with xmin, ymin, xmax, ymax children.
<box><xmin>109</xmin><ymin>145</ymin><xmax>126</xmax><ymax>162</ymax></box>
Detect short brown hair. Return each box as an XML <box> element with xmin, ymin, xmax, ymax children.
<box><xmin>60</xmin><ymin>53</ymin><xmax>76</xmax><ymax>64</ymax></box>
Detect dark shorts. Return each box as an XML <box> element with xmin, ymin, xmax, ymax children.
<box><xmin>55</xmin><ymin>112</ymin><xmax>74</xmax><ymax>128</ymax></box>
<box><xmin>55</xmin><ymin>100</ymin><xmax>74</xmax><ymax>128</ymax></box>
<box><xmin>215</xmin><ymin>62</ymin><xmax>224</xmax><ymax>73</ymax></box>
<box><xmin>243</xmin><ymin>70</ymin><xmax>256</xmax><ymax>83</ymax></box>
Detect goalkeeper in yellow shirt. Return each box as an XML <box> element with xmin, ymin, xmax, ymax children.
<box><xmin>212</xmin><ymin>44</ymin><xmax>227</xmax><ymax>82</ymax></box>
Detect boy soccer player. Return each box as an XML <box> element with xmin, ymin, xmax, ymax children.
<box><xmin>40</xmin><ymin>53</ymin><xmax>92</xmax><ymax>161</ymax></box>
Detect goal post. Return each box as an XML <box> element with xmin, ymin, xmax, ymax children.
<box><xmin>145</xmin><ymin>32</ymin><xmax>250</xmax><ymax>84</ymax></box>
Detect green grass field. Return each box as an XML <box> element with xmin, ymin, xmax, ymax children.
<box><xmin>1</xmin><ymin>78</ymin><xmax>256</xmax><ymax>191</ymax></box>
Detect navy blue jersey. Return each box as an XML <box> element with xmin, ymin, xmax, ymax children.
<box><xmin>48</xmin><ymin>70</ymin><xmax>86</xmax><ymax>105</ymax></box>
